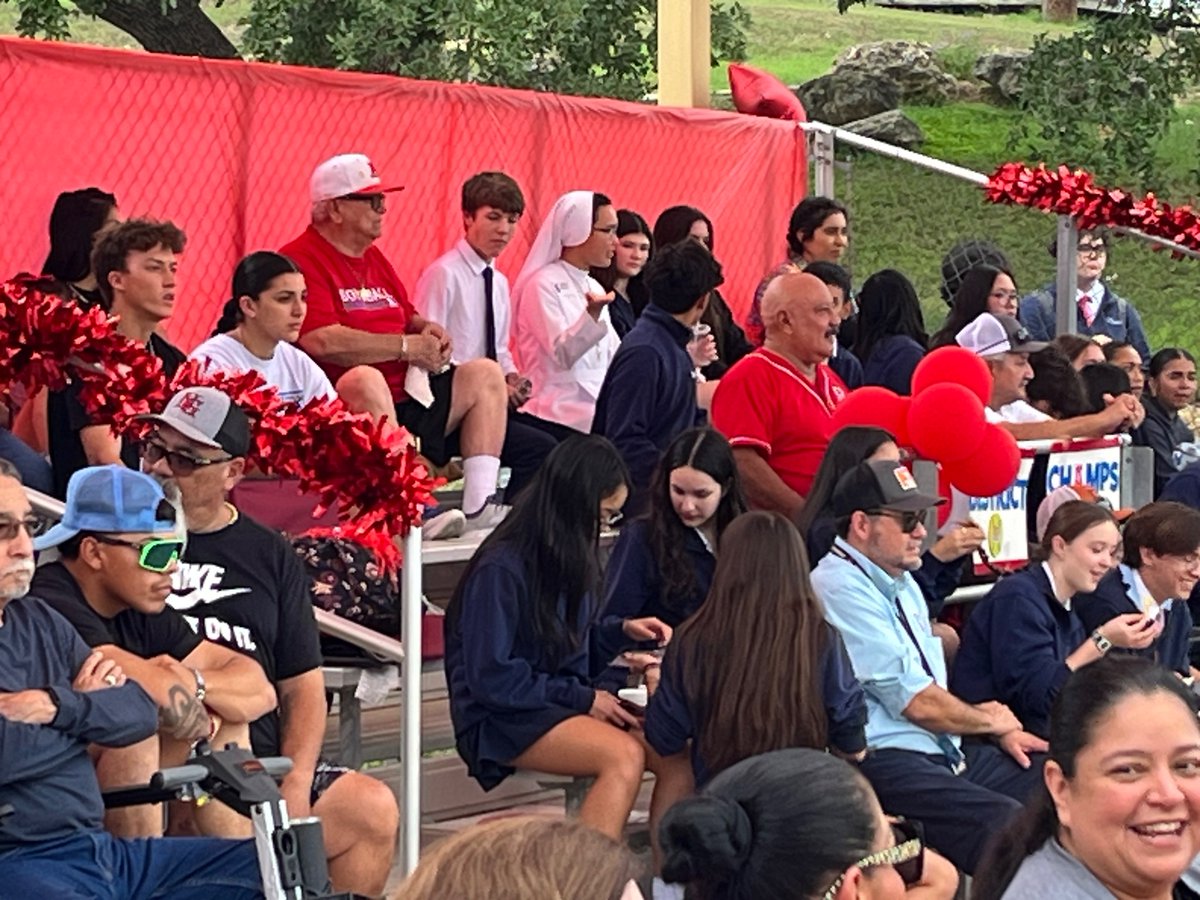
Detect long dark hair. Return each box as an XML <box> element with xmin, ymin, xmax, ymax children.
<box><xmin>647</xmin><ymin>429</ymin><xmax>746</xmax><ymax>615</ymax></box>
<box><xmin>446</xmin><ymin>435</ymin><xmax>629</xmax><ymax>666</ymax></box>
<box><xmin>673</xmin><ymin>512</ymin><xmax>832</xmax><ymax>778</ymax></box>
<box><xmin>851</xmin><ymin>269</ymin><xmax>928</xmax><ymax>363</ymax></box>
<box><xmin>931</xmin><ymin>264</ymin><xmax>1014</xmax><ymax>348</ymax></box>
<box><xmin>213</xmin><ymin>251</ymin><xmax>302</xmax><ymax>336</ymax></box>
<box><xmin>796</xmin><ymin>426</ymin><xmax>894</xmax><ymax>543</ymax></box>
<box><xmin>972</xmin><ymin>657</ymin><xmax>1200</xmax><ymax>900</ymax></box>
<box><xmin>654</xmin><ymin>205</ymin><xmax>713</xmax><ymax>252</ymax></box>
<box><xmin>591</xmin><ymin>209</ymin><xmax>652</xmax><ymax>316</ymax></box>
<box><xmin>42</xmin><ymin>187</ymin><xmax>118</xmax><ymax>307</ymax></box>
<box><xmin>661</xmin><ymin>748</ymin><xmax>878</xmax><ymax>900</ymax></box>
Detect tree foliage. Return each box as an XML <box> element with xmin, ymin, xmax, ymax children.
<box><xmin>242</xmin><ymin>0</ymin><xmax>749</xmax><ymax>101</ymax></box>
<box><xmin>1010</xmin><ymin>1</ymin><xmax>1200</xmax><ymax>191</ymax></box>
<box><xmin>2</xmin><ymin>0</ymin><xmax>749</xmax><ymax>102</ymax></box>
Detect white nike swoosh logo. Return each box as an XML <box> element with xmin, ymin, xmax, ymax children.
<box><xmin>168</xmin><ymin>587</ymin><xmax>252</xmax><ymax>610</ymax></box>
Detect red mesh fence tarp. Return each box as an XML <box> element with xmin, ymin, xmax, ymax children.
<box><xmin>0</xmin><ymin>37</ymin><xmax>806</xmax><ymax>352</ymax></box>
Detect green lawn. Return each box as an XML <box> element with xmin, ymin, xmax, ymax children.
<box><xmin>711</xmin><ymin>0</ymin><xmax>1079</xmax><ymax>89</ymax></box>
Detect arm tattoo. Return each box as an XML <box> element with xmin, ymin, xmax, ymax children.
<box><xmin>158</xmin><ymin>683</ymin><xmax>209</xmax><ymax>742</ymax></box>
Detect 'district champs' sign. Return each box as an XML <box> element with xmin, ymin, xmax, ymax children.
<box><xmin>957</xmin><ymin>439</ymin><xmax>1124</xmax><ymax>574</ymax></box>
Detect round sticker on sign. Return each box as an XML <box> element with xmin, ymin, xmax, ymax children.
<box><xmin>987</xmin><ymin>513</ymin><xmax>1003</xmax><ymax>559</ymax></box>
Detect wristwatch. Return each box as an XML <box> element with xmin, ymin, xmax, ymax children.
<box><xmin>190</xmin><ymin>667</ymin><xmax>207</xmax><ymax>702</ymax></box>
<box><xmin>1091</xmin><ymin>630</ymin><xmax>1113</xmax><ymax>655</ymax></box>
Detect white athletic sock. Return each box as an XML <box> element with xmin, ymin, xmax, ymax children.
<box><xmin>652</xmin><ymin>877</ymin><xmax>685</xmax><ymax>900</ymax></box>
<box><xmin>461</xmin><ymin>455</ymin><xmax>502</xmax><ymax>515</ymax></box>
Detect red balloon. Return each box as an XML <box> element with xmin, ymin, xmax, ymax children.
<box><xmin>906</xmin><ymin>383</ymin><xmax>987</xmax><ymax>463</ymax></box>
<box><xmin>943</xmin><ymin>424</ymin><xmax>1021</xmax><ymax>497</ymax></box>
<box><xmin>830</xmin><ymin>386</ymin><xmax>910</xmax><ymax>446</ymax></box>
<box><xmin>911</xmin><ymin>346</ymin><xmax>993</xmax><ymax>405</ymax></box>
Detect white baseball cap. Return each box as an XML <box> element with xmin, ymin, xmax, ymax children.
<box><xmin>310</xmin><ymin>153</ymin><xmax>404</xmax><ymax>203</ymax></box>
<box><xmin>956</xmin><ymin>313</ymin><xmax>1047</xmax><ymax>358</ymax></box>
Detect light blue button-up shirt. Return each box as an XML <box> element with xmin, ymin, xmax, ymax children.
<box><xmin>812</xmin><ymin>537</ymin><xmax>962</xmax><ymax>761</ymax></box>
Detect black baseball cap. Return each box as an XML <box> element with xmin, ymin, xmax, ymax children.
<box><xmin>831</xmin><ymin>460</ymin><xmax>946</xmax><ymax>517</ymax></box>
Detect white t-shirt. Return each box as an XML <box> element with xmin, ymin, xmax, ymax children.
<box><xmin>987</xmin><ymin>400</ymin><xmax>1052</xmax><ymax>424</ymax></box>
<box><xmin>190</xmin><ymin>333</ymin><xmax>336</xmax><ymax>406</ymax></box>
<box><xmin>413</xmin><ymin>238</ymin><xmax>517</xmax><ymax>375</ymax></box>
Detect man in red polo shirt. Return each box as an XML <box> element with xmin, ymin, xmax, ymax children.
<box><xmin>711</xmin><ymin>270</ymin><xmax>847</xmax><ymax>517</ymax></box>
<box><xmin>282</xmin><ymin>154</ymin><xmax>509</xmax><ymax>530</ymax></box>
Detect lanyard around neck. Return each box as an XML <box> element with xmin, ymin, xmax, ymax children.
<box><xmin>831</xmin><ymin>544</ymin><xmax>937</xmax><ymax>680</ymax></box>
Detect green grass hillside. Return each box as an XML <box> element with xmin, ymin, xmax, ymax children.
<box><xmin>716</xmin><ymin>0</ymin><xmax>1199</xmax><ymax>349</ymax></box>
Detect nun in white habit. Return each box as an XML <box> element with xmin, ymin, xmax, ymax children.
<box><xmin>512</xmin><ymin>190</ymin><xmax>621</xmax><ymax>434</ymax></box>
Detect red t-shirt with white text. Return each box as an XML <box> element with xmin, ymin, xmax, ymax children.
<box><xmin>711</xmin><ymin>347</ymin><xmax>847</xmax><ymax>498</ymax></box>
<box><xmin>282</xmin><ymin>225</ymin><xmax>416</xmax><ymax>402</ymax></box>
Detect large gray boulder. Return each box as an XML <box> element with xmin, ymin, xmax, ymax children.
<box><xmin>795</xmin><ymin>69</ymin><xmax>900</xmax><ymax>126</ymax></box>
<box><xmin>841</xmin><ymin>110</ymin><xmax>927</xmax><ymax>149</ymax></box>
<box><xmin>835</xmin><ymin>41</ymin><xmax>969</xmax><ymax>106</ymax></box>
<box><xmin>974</xmin><ymin>51</ymin><xmax>1030</xmax><ymax>104</ymax></box>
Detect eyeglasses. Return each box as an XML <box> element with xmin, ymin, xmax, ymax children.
<box><xmin>592</xmin><ymin>225</ymin><xmax>618</xmax><ymax>235</ymax></box>
<box><xmin>90</xmin><ymin>535</ymin><xmax>185</xmax><ymax>572</ymax></box>
<box><xmin>866</xmin><ymin>509</ymin><xmax>925</xmax><ymax>534</ymax></box>
<box><xmin>1077</xmin><ymin>243</ymin><xmax>1107</xmax><ymax>256</ymax></box>
<box><xmin>989</xmin><ymin>289</ymin><xmax>1020</xmax><ymax>302</ymax></box>
<box><xmin>141</xmin><ymin>439</ymin><xmax>233</xmax><ymax>476</ymax></box>
<box><xmin>0</xmin><ymin>515</ymin><xmax>50</xmax><ymax>541</ymax></box>
<box><xmin>821</xmin><ymin>820</ymin><xmax>925</xmax><ymax>900</ymax></box>
<box><xmin>340</xmin><ymin>193</ymin><xmax>386</xmax><ymax>213</ymax></box>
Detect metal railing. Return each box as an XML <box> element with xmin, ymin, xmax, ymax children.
<box><xmin>800</xmin><ymin>119</ymin><xmax>1200</xmax><ymax>337</ymax></box>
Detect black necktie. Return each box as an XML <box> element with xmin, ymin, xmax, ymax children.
<box><xmin>482</xmin><ymin>266</ymin><xmax>497</xmax><ymax>362</ymax></box>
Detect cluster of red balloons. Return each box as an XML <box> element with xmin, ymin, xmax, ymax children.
<box><xmin>830</xmin><ymin>347</ymin><xmax>1021</xmax><ymax>498</ymax></box>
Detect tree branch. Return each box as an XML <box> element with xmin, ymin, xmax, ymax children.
<box><xmin>89</xmin><ymin>0</ymin><xmax>240</xmax><ymax>59</ymax></box>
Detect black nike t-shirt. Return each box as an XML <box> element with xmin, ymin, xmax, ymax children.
<box><xmin>31</xmin><ymin>560</ymin><xmax>202</xmax><ymax>660</ymax></box>
<box><xmin>166</xmin><ymin>513</ymin><xmax>322</xmax><ymax>756</ymax></box>
<box><xmin>48</xmin><ymin>332</ymin><xmax>187</xmax><ymax>498</ymax></box>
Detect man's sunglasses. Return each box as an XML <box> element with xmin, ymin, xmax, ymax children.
<box><xmin>821</xmin><ymin>819</ymin><xmax>925</xmax><ymax>900</ymax></box>
<box><xmin>91</xmin><ymin>535</ymin><xmax>185</xmax><ymax>573</ymax></box>
<box><xmin>141</xmin><ymin>439</ymin><xmax>232</xmax><ymax>476</ymax></box>
<box><xmin>0</xmin><ymin>515</ymin><xmax>51</xmax><ymax>541</ymax></box>
<box><xmin>340</xmin><ymin>193</ymin><xmax>386</xmax><ymax>213</ymax></box>
<box><xmin>865</xmin><ymin>508</ymin><xmax>925</xmax><ymax>534</ymax></box>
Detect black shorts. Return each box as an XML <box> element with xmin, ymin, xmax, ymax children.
<box><xmin>310</xmin><ymin>758</ymin><xmax>352</xmax><ymax>806</ymax></box>
<box><xmin>394</xmin><ymin>368</ymin><xmax>456</xmax><ymax>465</ymax></box>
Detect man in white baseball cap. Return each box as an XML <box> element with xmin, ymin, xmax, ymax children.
<box><xmin>282</xmin><ymin>153</ymin><xmax>513</xmax><ymax>534</ymax></box>
<box><xmin>308</xmin><ymin>153</ymin><xmax>405</xmax><ymax>202</ymax></box>
<box><xmin>956</xmin><ymin>312</ymin><xmax>1137</xmax><ymax>440</ymax></box>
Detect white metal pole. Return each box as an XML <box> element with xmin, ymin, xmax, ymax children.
<box><xmin>401</xmin><ymin>525</ymin><xmax>423</xmax><ymax>875</ymax></box>
<box><xmin>813</xmin><ymin>128</ymin><xmax>836</xmax><ymax>198</ymax></box>
<box><xmin>1055</xmin><ymin>215</ymin><xmax>1079</xmax><ymax>336</ymax></box>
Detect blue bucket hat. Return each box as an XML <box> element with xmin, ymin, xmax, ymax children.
<box><xmin>34</xmin><ymin>465</ymin><xmax>178</xmax><ymax>551</ymax></box>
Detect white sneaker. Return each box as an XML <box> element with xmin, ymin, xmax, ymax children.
<box><xmin>463</xmin><ymin>497</ymin><xmax>510</xmax><ymax>533</ymax></box>
<box><xmin>422</xmin><ymin>508</ymin><xmax>466</xmax><ymax>541</ymax></box>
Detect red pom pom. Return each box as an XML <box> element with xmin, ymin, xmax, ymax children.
<box><xmin>907</xmin><ymin>384</ymin><xmax>987</xmax><ymax>463</ymax></box>
<box><xmin>830</xmin><ymin>386</ymin><xmax>910</xmax><ymax>446</ymax></box>
<box><xmin>911</xmin><ymin>347</ymin><xmax>993</xmax><ymax>406</ymax></box>
<box><xmin>983</xmin><ymin>162</ymin><xmax>1200</xmax><ymax>256</ymax></box>
<box><xmin>943</xmin><ymin>424</ymin><xmax>1021</xmax><ymax>497</ymax></box>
